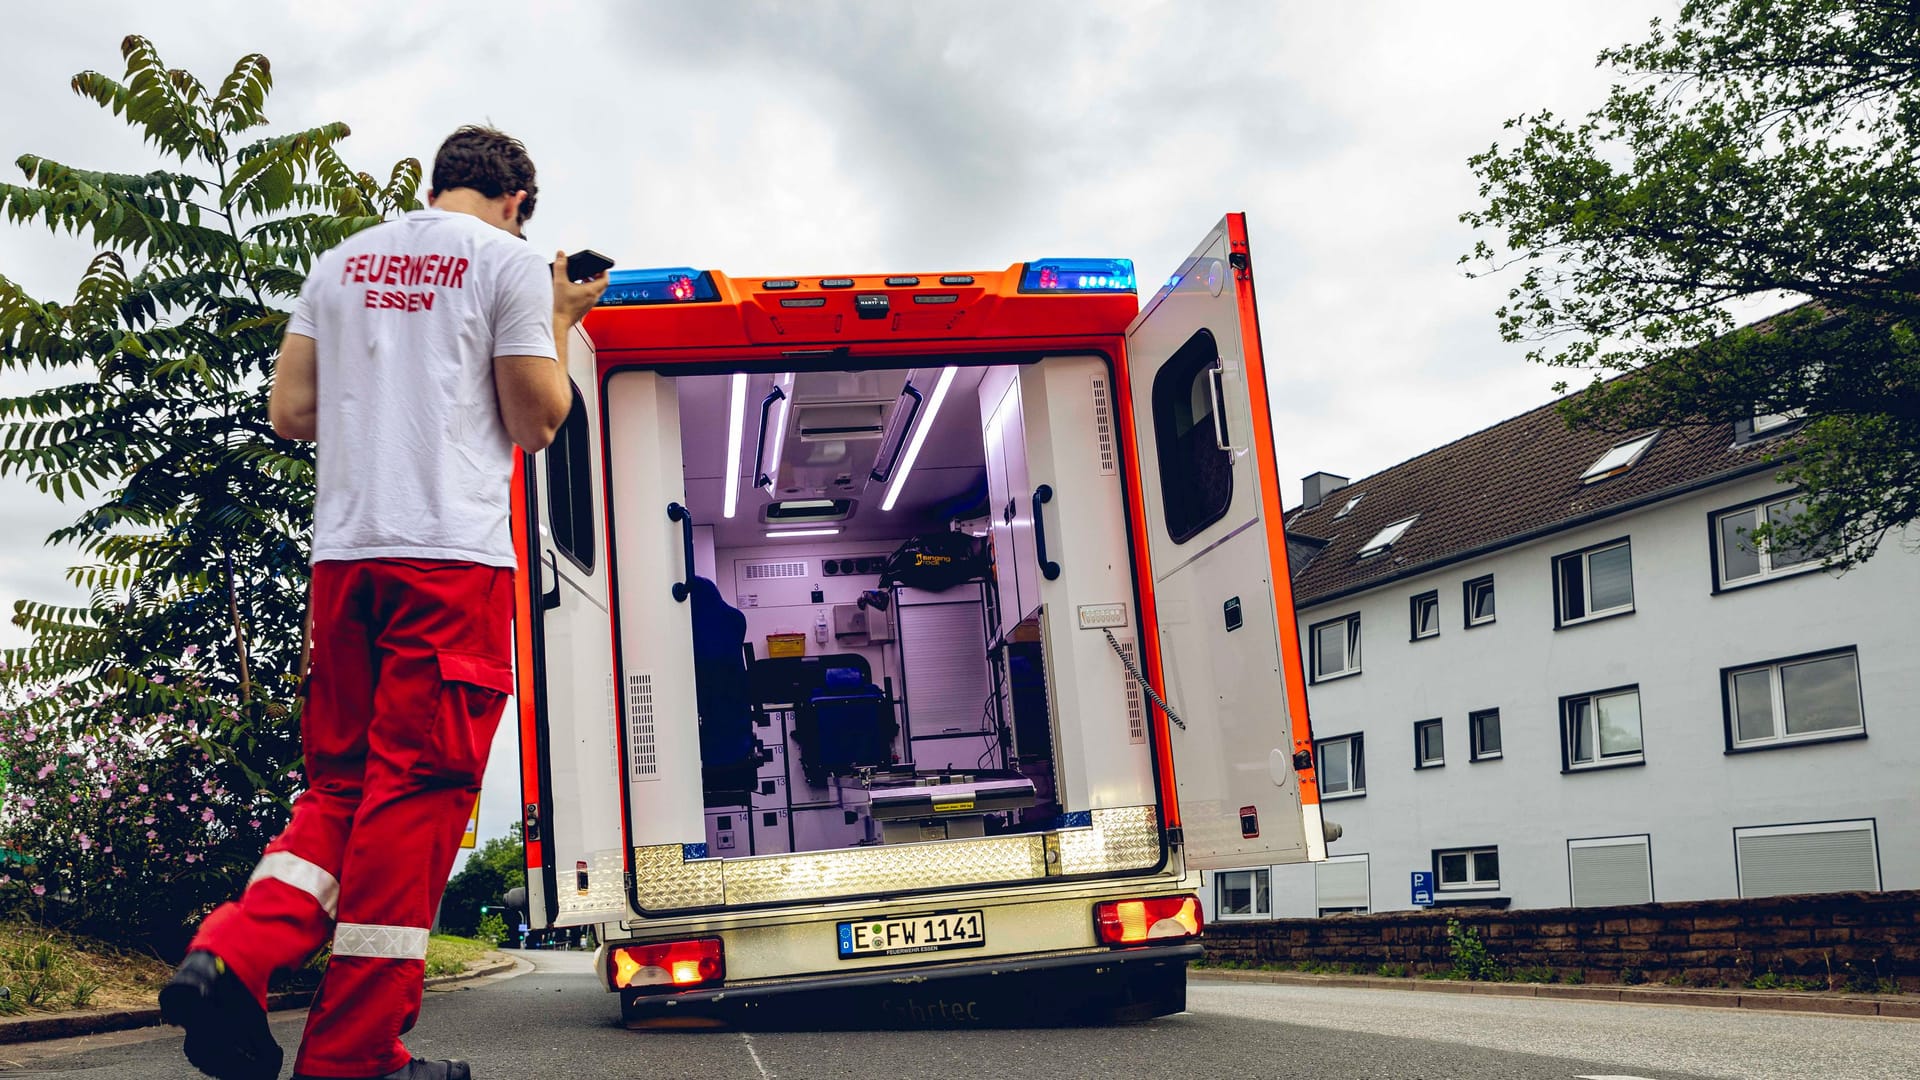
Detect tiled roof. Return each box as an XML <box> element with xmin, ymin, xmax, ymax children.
<box><xmin>1284</xmin><ymin>397</ymin><xmax>1779</xmax><ymax>607</ymax></box>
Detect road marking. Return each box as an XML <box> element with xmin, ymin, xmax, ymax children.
<box><xmin>741</xmin><ymin>1032</ymin><xmax>774</xmax><ymax>1079</ymax></box>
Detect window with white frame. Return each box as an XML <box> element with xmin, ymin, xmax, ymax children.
<box><xmin>1214</xmin><ymin>868</ymin><xmax>1271</xmax><ymax>919</ymax></box>
<box><xmin>1725</xmin><ymin>648</ymin><xmax>1864</xmax><ymax>750</ymax></box>
<box><xmin>1554</xmin><ymin>539</ymin><xmax>1635</xmax><ymax>625</ymax></box>
<box><xmin>1713</xmin><ymin>494</ymin><xmax>1819</xmax><ymax>589</ymax></box>
<box><xmin>1568</xmin><ymin>835</ymin><xmax>1653</xmax><ymax>908</ymax></box>
<box><xmin>1750</xmin><ymin>409</ymin><xmax>1805</xmax><ymax>436</ymax></box>
<box><xmin>1316</xmin><ymin>734</ymin><xmax>1365</xmax><ymax>799</ymax></box>
<box><xmin>1580</xmin><ymin>431</ymin><xmax>1659</xmax><ymax>483</ymax></box>
<box><xmin>1414</xmin><ymin>718</ymin><xmax>1444</xmax><ymax>769</ymax></box>
<box><xmin>1315</xmin><ymin>854</ymin><xmax>1371</xmax><ymax>915</ymax></box>
<box><xmin>1359</xmin><ymin>515</ymin><xmax>1417</xmax><ymax>558</ymax></box>
<box><xmin>1409</xmin><ymin>590</ymin><xmax>1439</xmax><ymax>640</ymax></box>
<box><xmin>1463</xmin><ymin>575</ymin><xmax>1495</xmax><ymax>627</ymax></box>
<box><xmin>1469</xmin><ymin>708</ymin><xmax>1502</xmax><ymax>761</ymax></box>
<box><xmin>1562</xmin><ymin>686</ymin><xmax>1644</xmax><ymax>770</ymax></box>
<box><xmin>1309</xmin><ymin>613</ymin><xmax>1361</xmax><ymax>682</ymax></box>
<box><xmin>1436</xmin><ymin>846</ymin><xmax>1500</xmax><ymax>891</ymax></box>
<box><xmin>1735</xmin><ymin>820</ymin><xmax>1880</xmax><ymax>898</ymax></box>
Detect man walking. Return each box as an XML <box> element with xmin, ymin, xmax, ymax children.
<box><xmin>160</xmin><ymin>126</ymin><xmax>607</xmax><ymax>1080</ymax></box>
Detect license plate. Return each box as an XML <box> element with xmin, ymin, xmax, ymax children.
<box><xmin>837</xmin><ymin>910</ymin><xmax>986</xmax><ymax>959</ymax></box>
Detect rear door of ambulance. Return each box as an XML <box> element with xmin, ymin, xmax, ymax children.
<box><xmin>1124</xmin><ymin>214</ymin><xmax>1325</xmax><ymax>869</ymax></box>
<box><xmin>516</xmin><ymin>326</ymin><xmax>630</xmax><ymax>929</ymax></box>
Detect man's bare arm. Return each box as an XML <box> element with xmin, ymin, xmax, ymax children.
<box><xmin>495</xmin><ymin>251</ymin><xmax>606</xmax><ymax>452</ymax></box>
<box><xmin>268</xmin><ymin>332</ymin><xmax>319</xmax><ymax>441</ymax></box>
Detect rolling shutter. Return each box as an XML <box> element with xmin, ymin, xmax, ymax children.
<box><xmin>1568</xmin><ymin>836</ymin><xmax>1652</xmax><ymax>908</ymax></box>
<box><xmin>1314</xmin><ymin>854</ymin><xmax>1370</xmax><ymax>913</ymax></box>
<box><xmin>896</xmin><ymin>591</ymin><xmax>993</xmax><ymax>737</ymax></box>
<box><xmin>1736</xmin><ymin>821</ymin><xmax>1880</xmax><ymax>898</ymax></box>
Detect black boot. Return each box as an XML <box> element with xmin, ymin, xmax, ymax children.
<box><xmin>158</xmin><ymin>950</ymin><xmax>285</xmax><ymax>1080</ymax></box>
<box><xmin>295</xmin><ymin>1059</ymin><xmax>472</xmax><ymax>1080</ymax></box>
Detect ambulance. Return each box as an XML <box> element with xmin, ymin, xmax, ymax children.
<box><xmin>511</xmin><ymin>215</ymin><xmax>1332</xmax><ymax>1027</ymax></box>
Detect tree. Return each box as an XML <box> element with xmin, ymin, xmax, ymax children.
<box><xmin>1463</xmin><ymin>0</ymin><xmax>1920</xmax><ymax>568</ymax></box>
<box><xmin>0</xmin><ymin>36</ymin><xmax>418</xmax><ymax>947</ymax></box>
<box><xmin>438</xmin><ymin>826</ymin><xmax>525</xmax><ymax>939</ymax></box>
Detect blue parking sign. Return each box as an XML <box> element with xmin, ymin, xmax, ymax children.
<box><xmin>1411</xmin><ymin>871</ymin><xmax>1435</xmax><ymax>906</ymax></box>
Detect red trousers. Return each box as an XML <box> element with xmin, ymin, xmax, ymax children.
<box><xmin>193</xmin><ymin>559</ymin><xmax>515</xmax><ymax>1078</ymax></box>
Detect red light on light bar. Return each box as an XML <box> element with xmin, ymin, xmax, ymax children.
<box><xmin>610</xmin><ymin>938</ymin><xmax>724</xmax><ymax>992</ymax></box>
<box><xmin>668</xmin><ymin>275</ymin><xmax>695</xmax><ymax>301</ymax></box>
<box><xmin>1094</xmin><ymin>895</ymin><xmax>1203</xmax><ymax>945</ymax></box>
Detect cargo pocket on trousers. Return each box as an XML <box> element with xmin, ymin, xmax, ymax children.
<box><xmin>422</xmin><ymin>650</ymin><xmax>515</xmax><ymax>786</ymax></box>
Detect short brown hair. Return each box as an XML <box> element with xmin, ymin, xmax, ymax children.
<box><xmin>431</xmin><ymin>125</ymin><xmax>538</xmax><ymax>224</ymax></box>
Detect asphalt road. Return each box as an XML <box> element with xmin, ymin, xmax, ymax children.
<box><xmin>2</xmin><ymin>951</ymin><xmax>1913</xmax><ymax>1080</ymax></box>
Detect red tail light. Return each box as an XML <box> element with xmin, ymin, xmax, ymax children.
<box><xmin>609</xmin><ymin>938</ymin><xmax>724</xmax><ymax>992</ymax></box>
<box><xmin>1094</xmin><ymin>894</ymin><xmax>1204</xmax><ymax>946</ymax></box>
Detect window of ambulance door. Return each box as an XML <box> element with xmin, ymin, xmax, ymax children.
<box><xmin>1151</xmin><ymin>328</ymin><xmax>1233</xmax><ymax>543</ymax></box>
<box><xmin>545</xmin><ymin>382</ymin><xmax>594</xmax><ymax>572</ymax></box>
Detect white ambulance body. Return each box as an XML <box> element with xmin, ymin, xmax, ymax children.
<box><xmin>511</xmin><ymin>215</ymin><xmax>1328</xmax><ymax>1025</ymax></box>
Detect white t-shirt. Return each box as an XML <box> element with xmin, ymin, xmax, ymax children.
<box><xmin>290</xmin><ymin>208</ymin><xmax>556</xmax><ymax>568</ymax></box>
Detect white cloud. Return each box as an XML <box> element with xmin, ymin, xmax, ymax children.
<box><xmin>2</xmin><ymin>0</ymin><xmax>1688</xmax><ymax>851</ymax></box>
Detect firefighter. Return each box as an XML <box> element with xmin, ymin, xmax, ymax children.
<box><xmin>158</xmin><ymin>126</ymin><xmax>606</xmax><ymax>1080</ymax></box>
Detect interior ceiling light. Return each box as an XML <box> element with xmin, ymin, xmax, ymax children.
<box><xmin>765</xmin><ymin>527</ymin><xmax>840</xmax><ymax>539</ymax></box>
<box><xmin>723</xmin><ymin>372</ymin><xmax>748</xmax><ymax>519</ymax></box>
<box><xmin>881</xmin><ymin>366</ymin><xmax>958</xmax><ymax>512</ymax></box>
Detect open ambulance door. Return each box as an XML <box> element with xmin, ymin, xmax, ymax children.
<box><xmin>517</xmin><ymin>327</ymin><xmax>628</xmax><ymax>928</ymax></box>
<box><xmin>1124</xmin><ymin>214</ymin><xmax>1324</xmax><ymax>870</ymax></box>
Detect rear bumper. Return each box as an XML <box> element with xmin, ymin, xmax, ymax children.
<box><xmin>620</xmin><ymin>942</ymin><xmax>1201</xmax><ymax>1029</ymax></box>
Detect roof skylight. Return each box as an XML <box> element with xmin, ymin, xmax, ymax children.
<box><xmin>1358</xmin><ymin>515</ymin><xmax>1417</xmax><ymax>558</ymax></box>
<box><xmin>1580</xmin><ymin>432</ymin><xmax>1659</xmax><ymax>484</ymax></box>
<box><xmin>1334</xmin><ymin>493</ymin><xmax>1364</xmax><ymax>519</ymax></box>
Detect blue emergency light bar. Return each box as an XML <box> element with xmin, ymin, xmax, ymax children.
<box><xmin>1018</xmin><ymin>258</ymin><xmax>1136</xmax><ymax>294</ymax></box>
<box><xmin>598</xmin><ymin>267</ymin><xmax>720</xmax><ymax>306</ymax></box>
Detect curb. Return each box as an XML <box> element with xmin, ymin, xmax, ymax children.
<box><xmin>1188</xmin><ymin>967</ymin><xmax>1920</xmax><ymax>1019</ymax></box>
<box><xmin>0</xmin><ymin>951</ymin><xmax>519</xmax><ymax>1045</ymax></box>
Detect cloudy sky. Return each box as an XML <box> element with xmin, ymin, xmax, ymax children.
<box><xmin>1</xmin><ymin>0</ymin><xmax>1682</xmax><ymax>852</ymax></box>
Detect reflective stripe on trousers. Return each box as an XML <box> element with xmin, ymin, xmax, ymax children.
<box><xmin>331</xmin><ymin>922</ymin><xmax>431</xmax><ymax>961</ymax></box>
<box><xmin>248</xmin><ymin>850</ymin><xmax>342</xmax><ymax>919</ymax></box>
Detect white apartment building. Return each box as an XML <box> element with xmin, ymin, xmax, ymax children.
<box><xmin>1202</xmin><ymin>399</ymin><xmax>1920</xmax><ymax>922</ymax></box>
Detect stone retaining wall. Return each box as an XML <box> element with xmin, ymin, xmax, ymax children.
<box><xmin>1203</xmin><ymin>891</ymin><xmax>1919</xmax><ymax>990</ymax></box>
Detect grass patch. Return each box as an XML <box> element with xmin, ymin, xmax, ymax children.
<box><xmin>423</xmin><ymin>934</ymin><xmax>491</xmax><ymax>979</ymax></box>
<box><xmin>0</xmin><ymin>921</ymin><xmax>175</xmax><ymax>1015</ymax></box>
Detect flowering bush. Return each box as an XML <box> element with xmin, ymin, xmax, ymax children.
<box><xmin>0</xmin><ymin>672</ymin><xmax>296</xmax><ymax>955</ymax></box>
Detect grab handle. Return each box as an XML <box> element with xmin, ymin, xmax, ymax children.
<box><xmin>870</xmin><ymin>381</ymin><xmax>925</xmax><ymax>484</ymax></box>
<box><xmin>539</xmin><ymin>549</ymin><xmax>562</xmax><ymax>611</ymax></box>
<box><xmin>753</xmin><ymin>385</ymin><xmax>786</xmax><ymax>491</ymax></box>
<box><xmin>667</xmin><ymin>502</ymin><xmax>695</xmax><ymax>603</ymax></box>
<box><xmin>1207</xmin><ymin>362</ymin><xmax>1232</xmax><ymax>452</ymax></box>
<box><xmin>1032</xmin><ymin>484</ymin><xmax>1061</xmax><ymax>581</ymax></box>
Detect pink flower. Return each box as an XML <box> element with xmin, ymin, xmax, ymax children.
<box><xmin>18</xmin><ymin>796</ymin><xmax>33</xmax><ymax>809</ymax></box>
<box><xmin>69</xmin><ymin>794</ymin><xmax>80</xmax><ymax>803</ymax></box>
<box><xmin>184</xmin><ymin>853</ymin><xmax>198</xmax><ymax>864</ymax></box>
<box><xmin>146</xmin><ymin>830</ymin><xmax>158</xmax><ymax>840</ymax></box>
<box><xmin>142</xmin><ymin>816</ymin><xmax>154</xmax><ymax>825</ymax></box>
<box><xmin>138</xmin><ymin>784</ymin><xmax>149</xmax><ymax>794</ymax></box>
<box><xmin>78</xmin><ymin>836</ymin><xmax>92</xmax><ymax>852</ymax></box>
<box><xmin>31</xmin><ymin>884</ymin><xmax>46</xmax><ymax>896</ymax></box>
<box><xmin>98</xmin><ymin>787</ymin><xmax>111</xmax><ymax>798</ymax></box>
<box><xmin>22</xmin><ymin>730</ymin><xmax>34</xmax><ymax>743</ymax></box>
<box><xmin>200</xmin><ymin>809</ymin><xmax>215</xmax><ymax>822</ymax></box>
<box><xmin>182</xmin><ymin>645</ymin><xmax>199</xmax><ymax>658</ymax></box>
<box><xmin>103</xmin><ymin>846</ymin><xmax>112</xmax><ymax>854</ymax></box>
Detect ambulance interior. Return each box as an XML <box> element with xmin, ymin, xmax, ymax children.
<box><xmin>666</xmin><ymin>358</ymin><xmax>1150</xmax><ymax>859</ymax></box>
